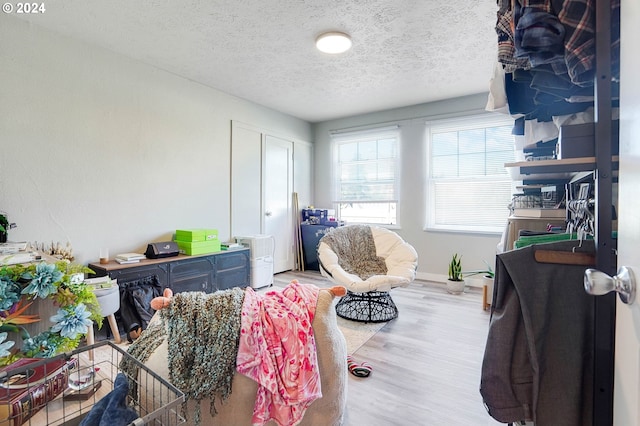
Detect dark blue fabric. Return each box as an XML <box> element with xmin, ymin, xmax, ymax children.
<box><xmin>529</xmin><ymin>65</ymin><xmax>591</xmax><ymax>100</ymax></box>
<box><xmin>80</xmin><ymin>373</ymin><xmax>139</xmax><ymax>426</ymax></box>
<box><xmin>506</xmin><ymin>69</ymin><xmax>594</xmax><ymax>121</ymax></box>
<box><xmin>512</xmin><ymin>117</ymin><xmax>525</xmax><ymax>136</ymax></box>
<box><xmin>515</xmin><ymin>8</ymin><xmax>565</xmax><ymax>67</ymax></box>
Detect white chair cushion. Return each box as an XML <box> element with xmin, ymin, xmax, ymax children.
<box><xmin>318</xmin><ymin>226</ymin><xmax>418</xmax><ymax>293</ymax></box>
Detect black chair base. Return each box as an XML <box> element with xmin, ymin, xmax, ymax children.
<box><xmin>335</xmin><ymin>290</ymin><xmax>398</xmax><ymax>323</ymax></box>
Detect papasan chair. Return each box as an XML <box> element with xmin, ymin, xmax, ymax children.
<box><xmin>317</xmin><ymin>224</ymin><xmax>418</xmax><ymax>322</ymax></box>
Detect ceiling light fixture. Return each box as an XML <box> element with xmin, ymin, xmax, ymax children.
<box><xmin>316</xmin><ymin>31</ymin><xmax>352</xmax><ymax>54</ymax></box>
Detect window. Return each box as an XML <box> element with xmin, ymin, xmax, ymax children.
<box><xmin>331</xmin><ymin>127</ymin><xmax>399</xmax><ymax>225</ymax></box>
<box><xmin>427</xmin><ymin>115</ymin><xmax>515</xmax><ymax>233</ymax></box>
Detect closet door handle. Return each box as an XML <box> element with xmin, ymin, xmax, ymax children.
<box><xmin>584</xmin><ymin>266</ymin><xmax>637</xmax><ymax>305</ymax></box>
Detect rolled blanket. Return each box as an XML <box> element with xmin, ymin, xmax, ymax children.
<box><xmin>320</xmin><ymin>225</ymin><xmax>387</xmax><ymax>279</ymax></box>
<box><xmin>79</xmin><ymin>373</ymin><xmax>139</xmax><ymax>426</ymax></box>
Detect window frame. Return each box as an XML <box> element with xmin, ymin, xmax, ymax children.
<box><xmin>331</xmin><ymin>126</ymin><xmax>401</xmax><ymax>226</ymax></box>
<box><xmin>425</xmin><ymin>114</ymin><xmax>515</xmax><ymax>234</ymax></box>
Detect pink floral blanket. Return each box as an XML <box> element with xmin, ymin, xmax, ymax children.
<box><xmin>236</xmin><ymin>281</ymin><xmax>321</xmax><ymax>426</ymax></box>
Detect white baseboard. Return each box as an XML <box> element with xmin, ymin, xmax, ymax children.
<box><xmin>416</xmin><ymin>272</ymin><xmax>485</xmax><ymax>289</ymax></box>
<box><xmin>416</xmin><ymin>272</ymin><xmax>446</xmax><ymax>283</ymax></box>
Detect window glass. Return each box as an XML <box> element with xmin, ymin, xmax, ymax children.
<box><xmin>427</xmin><ymin>116</ymin><xmax>515</xmax><ymax>233</ymax></box>
<box><xmin>332</xmin><ymin>129</ymin><xmax>399</xmax><ymax>225</ymax></box>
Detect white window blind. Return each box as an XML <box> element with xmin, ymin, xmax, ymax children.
<box><xmin>331</xmin><ymin>127</ymin><xmax>399</xmax><ymax>225</ymax></box>
<box><xmin>427</xmin><ymin>115</ymin><xmax>515</xmax><ymax>233</ymax></box>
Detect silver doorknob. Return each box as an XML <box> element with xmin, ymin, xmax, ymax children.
<box><xmin>584</xmin><ymin>266</ymin><xmax>636</xmax><ymax>305</ymax></box>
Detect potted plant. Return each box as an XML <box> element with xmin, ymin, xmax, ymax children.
<box><xmin>463</xmin><ymin>260</ymin><xmax>495</xmax><ymax>280</ymax></box>
<box><xmin>464</xmin><ymin>260</ymin><xmax>495</xmax><ymax>310</ymax></box>
<box><xmin>0</xmin><ymin>213</ymin><xmax>8</xmax><ymax>243</ymax></box>
<box><xmin>446</xmin><ymin>253</ymin><xmax>466</xmax><ymax>294</ymax></box>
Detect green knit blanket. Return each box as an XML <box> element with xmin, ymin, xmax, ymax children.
<box><xmin>120</xmin><ymin>287</ymin><xmax>245</xmax><ymax>425</ymax></box>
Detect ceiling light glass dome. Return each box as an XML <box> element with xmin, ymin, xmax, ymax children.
<box><xmin>316</xmin><ymin>32</ymin><xmax>352</xmax><ymax>54</ymax></box>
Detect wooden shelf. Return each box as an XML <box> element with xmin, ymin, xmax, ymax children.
<box><xmin>505</xmin><ymin>156</ymin><xmax>619</xmax><ymax>181</ymax></box>
<box><xmin>88</xmin><ymin>251</ymin><xmax>224</xmax><ymax>272</ymax></box>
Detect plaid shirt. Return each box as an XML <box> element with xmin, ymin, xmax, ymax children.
<box><xmin>557</xmin><ymin>0</ymin><xmax>620</xmax><ymax>86</ymax></box>
<box><xmin>514</xmin><ymin>6</ymin><xmax>566</xmax><ymax>68</ymax></box>
<box><xmin>521</xmin><ymin>0</ymin><xmax>620</xmax><ymax>86</ymax></box>
<box><xmin>498</xmin><ymin>0</ymin><xmax>620</xmax><ymax>87</ymax></box>
<box><xmin>496</xmin><ymin>0</ymin><xmax>532</xmax><ymax>72</ymax></box>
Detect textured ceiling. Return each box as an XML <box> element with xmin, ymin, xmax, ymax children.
<box><xmin>13</xmin><ymin>0</ymin><xmax>498</xmax><ymax>122</ymax></box>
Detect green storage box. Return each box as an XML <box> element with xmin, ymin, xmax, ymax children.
<box><xmin>175</xmin><ymin>228</ymin><xmax>219</xmax><ymax>242</ymax></box>
<box><xmin>175</xmin><ymin>239</ymin><xmax>221</xmax><ymax>255</ymax></box>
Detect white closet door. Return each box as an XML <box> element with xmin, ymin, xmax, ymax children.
<box><xmin>263</xmin><ymin>135</ymin><xmax>294</xmax><ymax>273</ymax></box>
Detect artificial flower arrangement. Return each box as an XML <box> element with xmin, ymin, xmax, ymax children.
<box><xmin>0</xmin><ymin>261</ymin><xmax>103</xmax><ymax>366</ymax></box>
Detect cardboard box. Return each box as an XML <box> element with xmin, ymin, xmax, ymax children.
<box><xmin>175</xmin><ymin>228</ymin><xmax>219</xmax><ymax>242</ymax></box>
<box><xmin>557</xmin><ymin>120</ymin><xmax>619</xmax><ymax>159</ymax></box>
<box><xmin>175</xmin><ymin>239</ymin><xmax>221</xmax><ymax>255</ymax></box>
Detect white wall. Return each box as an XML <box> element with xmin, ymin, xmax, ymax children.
<box><xmin>312</xmin><ymin>95</ymin><xmax>504</xmax><ymax>282</ymax></box>
<box><xmin>0</xmin><ymin>14</ymin><xmax>502</xmax><ymax>279</ymax></box>
<box><xmin>0</xmin><ymin>15</ymin><xmax>311</xmax><ymax>265</ymax></box>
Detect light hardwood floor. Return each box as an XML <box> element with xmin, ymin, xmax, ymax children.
<box><xmin>275</xmin><ymin>270</ymin><xmax>502</xmax><ymax>426</ymax></box>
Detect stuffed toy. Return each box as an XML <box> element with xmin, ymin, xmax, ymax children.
<box><xmin>150</xmin><ymin>287</ymin><xmax>175</xmax><ymax>310</ymax></box>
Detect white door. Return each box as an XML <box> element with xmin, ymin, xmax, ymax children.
<box><xmin>263</xmin><ymin>135</ymin><xmax>294</xmax><ymax>273</ymax></box>
<box><xmin>613</xmin><ymin>1</ymin><xmax>640</xmax><ymax>423</ymax></box>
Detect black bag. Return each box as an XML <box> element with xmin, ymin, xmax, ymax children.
<box><xmin>145</xmin><ymin>241</ymin><xmax>179</xmax><ymax>259</ymax></box>
<box><xmin>117</xmin><ymin>275</ymin><xmax>163</xmax><ymax>342</ymax></box>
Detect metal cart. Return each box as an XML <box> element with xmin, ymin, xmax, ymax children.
<box><xmin>0</xmin><ymin>341</ymin><xmax>185</xmax><ymax>425</ymax></box>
